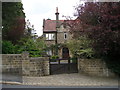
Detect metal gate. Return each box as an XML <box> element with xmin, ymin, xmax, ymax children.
<box><xmin>49</xmin><ymin>58</ymin><xmax>78</xmax><ymax>75</ymax></box>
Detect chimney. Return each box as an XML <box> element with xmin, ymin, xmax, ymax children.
<box><xmin>43</xmin><ymin>19</ymin><xmax>45</xmax><ymax>29</ymax></box>
<box><xmin>55</xmin><ymin>7</ymin><xmax>59</xmax><ymax>55</ymax></box>
<box><xmin>55</xmin><ymin>7</ymin><xmax>59</xmax><ymax>21</ymax></box>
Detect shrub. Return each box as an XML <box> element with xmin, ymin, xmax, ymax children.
<box><xmin>50</xmin><ymin>55</ymin><xmax>59</xmax><ymax>62</ymax></box>
<box><xmin>2</xmin><ymin>40</ymin><xmax>17</xmax><ymax>54</ymax></box>
<box><xmin>69</xmin><ymin>57</ymin><xmax>77</xmax><ymax>63</ymax></box>
<box><xmin>67</xmin><ymin>36</ymin><xmax>95</xmax><ymax>59</ymax></box>
<box><xmin>19</xmin><ymin>38</ymin><xmax>46</xmax><ymax>57</ymax></box>
<box><xmin>77</xmin><ymin>48</ymin><xmax>94</xmax><ymax>59</ymax></box>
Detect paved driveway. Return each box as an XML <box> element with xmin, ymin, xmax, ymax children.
<box><xmin>22</xmin><ymin>73</ymin><xmax>119</xmax><ymax>87</ymax></box>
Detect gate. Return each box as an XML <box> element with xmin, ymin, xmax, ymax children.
<box><xmin>49</xmin><ymin>58</ymin><xmax>78</xmax><ymax>75</ymax></box>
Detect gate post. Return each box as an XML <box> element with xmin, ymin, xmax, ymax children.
<box><xmin>68</xmin><ymin>57</ymin><xmax>70</xmax><ymax>73</ymax></box>
<box><xmin>58</xmin><ymin>59</ymin><xmax>60</xmax><ymax>64</ymax></box>
<box><xmin>49</xmin><ymin>57</ymin><xmax>51</xmax><ymax>75</ymax></box>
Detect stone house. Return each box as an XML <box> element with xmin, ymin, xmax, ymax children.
<box><xmin>43</xmin><ymin>7</ymin><xmax>74</xmax><ymax>59</ymax></box>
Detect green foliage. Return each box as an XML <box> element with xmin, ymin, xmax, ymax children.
<box><xmin>2</xmin><ymin>40</ymin><xmax>15</xmax><ymax>54</ymax></box>
<box><xmin>77</xmin><ymin>48</ymin><xmax>94</xmax><ymax>59</ymax></box>
<box><xmin>2</xmin><ymin>2</ymin><xmax>25</xmax><ymax>44</ymax></box>
<box><xmin>18</xmin><ymin>37</ymin><xmax>46</xmax><ymax>57</ymax></box>
<box><xmin>29</xmin><ymin>50</ymin><xmax>42</xmax><ymax>57</ymax></box>
<box><xmin>46</xmin><ymin>44</ymin><xmax>64</xmax><ymax>50</ymax></box>
<box><xmin>50</xmin><ymin>55</ymin><xmax>59</xmax><ymax>59</ymax></box>
<box><xmin>2</xmin><ymin>36</ymin><xmax>46</xmax><ymax>58</ymax></box>
<box><xmin>50</xmin><ymin>55</ymin><xmax>59</xmax><ymax>62</ymax></box>
<box><xmin>2</xmin><ymin>2</ymin><xmax>46</xmax><ymax>58</ymax></box>
<box><xmin>102</xmin><ymin>56</ymin><xmax>120</xmax><ymax>75</ymax></box>
<box><xmin>73</xmin><ymin>2</ymin><xmax>120</xmax><ymax>74</ymax></box>
<box><xmin>2</xmin><ymin>40</ymin><xmax>21</xmax><ymax>54</ymax></box>
<box><xmin>67</xmin><ymin>36</ymin><xmax>95</xmax><ymax>59</ymax></box>
<box><xmin>45</xmin><ymin>43</ymin><xmax>65</xmax><ymax>56</ymax></box>
<box><xmin>69</xmin><ymin>57</ymin><xmax>77</xmax><ymax>63</ymax></box>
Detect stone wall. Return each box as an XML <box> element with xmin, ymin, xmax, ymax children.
<box><xmin>78</xmin><ymin>58</ymin><xmax>116</xmax><ymax>77</ymax></box>
<box><xmin>2</xmin><ymin>53</ymin><xmax>50</xmax><ymax>76</ymax></box>
<box><xmin>2</xmin><ymin>54</ymin><xmax>22</xmax><ymax>75</ymax></box>
<box><xmin>22</xmin><ymin>57</ymin><xmax>49</xmax><ymax>76</ymax></box>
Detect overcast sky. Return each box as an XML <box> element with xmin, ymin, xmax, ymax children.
<box><xmin>22</xmin><ymin>0</ymin><xmax>82</xmax><ymax>36</ymax></box>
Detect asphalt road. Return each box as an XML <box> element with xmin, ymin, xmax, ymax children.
<box><xmin>1</xmin><ymin>84</ymin><xmax>119</xmax><ymax>88</ymax></box>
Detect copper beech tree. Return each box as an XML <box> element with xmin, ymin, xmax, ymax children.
<box><xmin>69</xmin><ymin>2</ymin><xmax>120</xmax><ymax>74</ymax></box>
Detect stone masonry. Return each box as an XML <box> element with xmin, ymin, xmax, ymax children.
<box><xmin>2</xmin><ymin>53</ymin><xmax>50</xmax><ymax>77</ymax></box>
<box><xmin>78</xmin><ymin>58</ymin><xmax>116</xmax><ymax>77</ymax></box>
<box><xmin>2</xmin><ymin>54</ymin><xmax>22</xmax><ymax>75</ymax></box>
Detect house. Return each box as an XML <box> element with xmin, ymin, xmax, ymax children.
<box><xmin>43</xmin><ymin>7</ymin><xmax>74</xmax><ymax>59</ymax></box>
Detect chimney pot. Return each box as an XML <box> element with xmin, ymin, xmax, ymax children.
<box><xmin>56</xmin><ymin>7</ymin><xmax>58</xmax><ymax>13</ymax></box>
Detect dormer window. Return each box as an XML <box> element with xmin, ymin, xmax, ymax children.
<box><xmin>64</xmin><ymin>32</ymin><xmax>67</xmax><ymax>40</ymax></box>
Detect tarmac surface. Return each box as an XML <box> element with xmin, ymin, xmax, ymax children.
<box><xmin>1</xmin><ymin>84</ymin><xmax>119</xmax><ymax>88</ymax></box>
<box><xmin>1</xmin><ymin>73</ymin><xmax>119</xmax><ymax>87</ymax></box>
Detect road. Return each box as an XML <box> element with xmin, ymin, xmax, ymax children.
<box><xmin>1</xmin><ymin>84</ymin><xmax>119</xmax><ymax>88</ymax></box>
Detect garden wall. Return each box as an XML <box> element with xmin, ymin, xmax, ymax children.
<box><xmin>2</xmin><ymin>54</ymin><xmax>22</xmax><ymax>75</ymax></box>
<box><xmin>2</xmin><ymin>53</ymin><xmax>50</xmax><ymax>76</ymax></box>
<box><xmin>78</xmin><ymin>58</ymin><xmax>116</xmax><ymax>77</ymax></box>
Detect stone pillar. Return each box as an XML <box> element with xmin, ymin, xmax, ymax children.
<box><xmin>21</xmin><ymin>52</ymin><xmax>30</xmax><ymax>76</ymax></box>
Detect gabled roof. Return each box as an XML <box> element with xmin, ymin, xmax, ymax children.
<box><xmin>43</xmin><ymin>19</ymin><xmax>80</xmax><ymax>32</ymax></box>
<box><xmin>43</xmin><ymin>20</ymin><xmax>64</xmax><ymax>32</ymax></box>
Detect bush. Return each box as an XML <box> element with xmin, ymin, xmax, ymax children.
<box><xmin>2</xmin><ymin>40</ymin><xmax>14</xmax><ymax>54</ymax></box>
<box><xmin>69</xmin><ymin>57</ymin><xmax>77</xmax><ymax>63</ymax></box>
<box><xmin>77</xmin><ymin>48</ymin><xmax>94</xmax><ymax>59</ymax></box>
<box><xmin>29</xmin><ymin>50</ymin><xmax>42</xmax><ymax>57</ymax></box>
<box><xmin>2</xmin><ymin>40</ymin><xmax>23</xmax><ymax>54</ymax></box>
<box><xmin>50</xmin><ymin>55</ymin><xmax>59</xmax><ymax>62</ymax></box>
<box><xmin>67</xmin><ymin>36</ymin><xmax>95</xmax><ymax>59</ymax></box>
<box><xmin>19</xmin><ymin>38</ymin><xmax>46</xmax><ymax>57</ymax></box>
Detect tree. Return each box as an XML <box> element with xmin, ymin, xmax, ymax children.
<box><xmin>19</xmin><ymin>37</ymin><xmax>46</xmax><ymax>57</ymax></box>
<box><xmin>72</xmin><ymin>2</ymin><xmax>120</xmax><ymax>74</ymax></box>
<box><xmin>2</xmin><ymin>2</ymin><xmax>25</xmax><ymax>44</ymax></box>
<box><xmin>17</xmin><ymin>19</ymin><xmax>38</xmax><ymax>46</ymax></box>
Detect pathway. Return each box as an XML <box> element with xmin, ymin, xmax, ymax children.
<box><xmin>22</xmin><ymin>73</ymin><xmax>119</xmax><ymax>87</ymax></box>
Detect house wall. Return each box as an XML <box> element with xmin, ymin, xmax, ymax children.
<box><xmin>57</xmin><ymin>26</ymin><xmax>73</xmax><ymax>58</ymax></box>
<box><xmin>43</xmin><ymin>25</ymin><xmax>73</xmax><ymax>57</ymax></box>
<box><xmin>43</xmin><ymin>32</ymin><xmax>56</xmax><ymax>46</ymax></box>
<box><xmin>2</xmin><ymin>53</ymin><xmax>50</xmax><ymax>76</ymax></box>
<box><xmin>44</xmin><ymin>40</ymin><xmax>55</xmax><ymax>46</ymax></box>
<box><xmin>57</xmin><ymin>26</ymin><xmax>72</xmax><ymax>44</ymax></box>
<box><xmin>78</xmin><ymin>58</ymin><xmax>116</xmax><ymax>77</ymax></box>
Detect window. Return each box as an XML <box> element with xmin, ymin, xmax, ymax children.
<box><xmin>64</xmin><ymin>32</ymin><xmax>67</xmax><ymax>39</ymax></box>
<box><xmin>46</xmin><ymin>50</ymin><xmax>52</xmax><ymax>56</ymax></box>
<box><xmin>46</xmin><ymin>33</ymin><xmax>55</xmax><ymax>40</ymax></box>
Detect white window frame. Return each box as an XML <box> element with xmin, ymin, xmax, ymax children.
<box><xmin>46</xmin><ymin>33</ymin><xmax>55</xmax><ymax>40</ymax></box>
<box><xmin>46</xmin><ymin>50</ymin><xmax>52</xmax><ymax>56</ymax></box>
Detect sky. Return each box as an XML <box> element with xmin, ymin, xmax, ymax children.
<box><xmin>22</xmin><ymin>0</ymin><xmax>83</xmax><ymax>36</ymax></box>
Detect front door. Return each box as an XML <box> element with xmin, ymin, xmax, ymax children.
<box><xmin>62</xmin><ymin>47</ymin><xmax>69</xmax><ymax>59</ymax></box>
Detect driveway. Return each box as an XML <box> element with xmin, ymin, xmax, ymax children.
<box><xmin>22</xmin><ymin>73</ymin><xmax>119</xmax><ymax>87</ymax></box>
